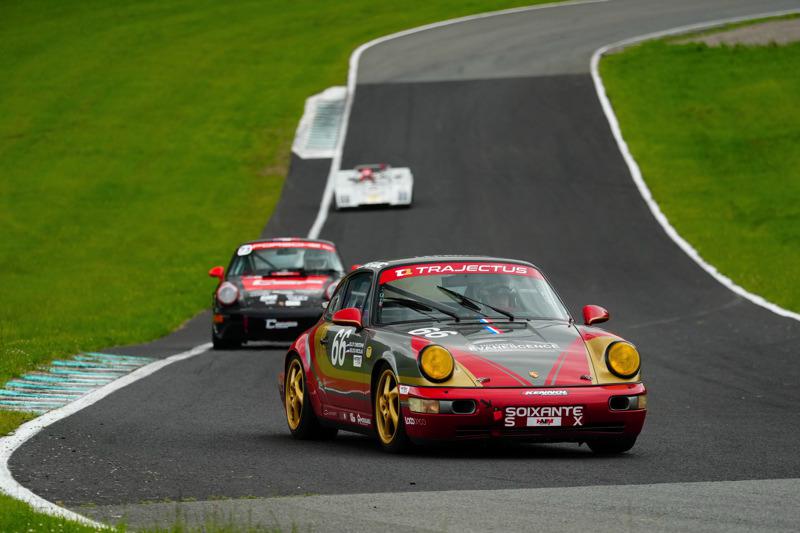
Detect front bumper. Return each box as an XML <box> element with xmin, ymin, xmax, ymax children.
<box><xmin>213</xmin><ymin>307</ymin><xmax>320</xmax><ymax>342</ymax></box>
<box><xmin>400</xmin><ymin>383</ymin><xmax>646</xmax><ymax>443</ymax></box>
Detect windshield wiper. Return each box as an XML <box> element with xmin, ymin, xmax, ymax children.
<box><xmin>436</xmin><ymin>285</ymin><xmax>515</xmax><ymax>321</ymax></box>
<box><xmin>383</xmin><ymin>285</ymin><xmax>460</xmax><ymax>321</ymax></box>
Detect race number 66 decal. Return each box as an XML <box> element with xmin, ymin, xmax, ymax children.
<box><xmin>330</xmin><ymin>329</ymin><xmax>352</xmax><ymax>366</ymax></box>
<box><xmin>408</xmin><ymin>327</ymin><xmax>457</xmax><ymax>339</ymax></box>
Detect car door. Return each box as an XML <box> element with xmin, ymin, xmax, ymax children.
<box><xmin>318</xmin><ymin>272</ymin><xmax>373</xmax><ymax>417</ymax></box>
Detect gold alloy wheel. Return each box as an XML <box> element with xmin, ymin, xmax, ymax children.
<box><xmin>285</xmin><ymin>359</ymin><xmax>304</xmax><ymax>430</ymax></box>
<box><xmin>375</xmin><ymin>368</ymin><xmax>400</xmax><ymax>444</ymax></box>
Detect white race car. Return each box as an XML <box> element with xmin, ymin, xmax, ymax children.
<box><xmin>334</xmin><ymin>164</ymin><xmax>413</xmax><ymax>209</ymax></box>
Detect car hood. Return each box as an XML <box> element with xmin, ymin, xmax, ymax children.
<box><xmin>397</xmin><ymin>320</ymin><xmax>596</xmax><ymax>387</ymax></box>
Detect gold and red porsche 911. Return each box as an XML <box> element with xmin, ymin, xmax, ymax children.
<box><xmin>279</xmin><ymin>256</ymin><xmax>646</xmax><ymax>453</ymax></box>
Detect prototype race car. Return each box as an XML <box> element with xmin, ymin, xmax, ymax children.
<box><xmin>208</xmin><ymin>238</ymin><xmax>344</xmax><ymax>349</ymax></box>
<box><xmin>334</xmin><ymin>164</ymin><xmax>413</xmax><ymax>209</ymax></box>
<box><xmin>279</xmin><ymin>256</ymin><xmax>646</xmax><ymax>453</ymax></box>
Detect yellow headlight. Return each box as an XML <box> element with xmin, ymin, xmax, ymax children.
<box><xmin>605</xmin><ymin>342</ymin><xmax>640</xmax><ymax>378</ymax></box>
<box><xmin>419</xmin><ymin>345</ymin><xmax>455</xmax><ymax>382</ymax></box>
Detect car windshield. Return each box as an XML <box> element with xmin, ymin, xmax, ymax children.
<box><xmin>376</xmin><ymin>262</ymin><xmax>569</xmax><ymax>324</ymax></box>
<box><xmin>229</xmin><ymin>244</ymin><xmax>344</xmax><ymax>276</ymax></box>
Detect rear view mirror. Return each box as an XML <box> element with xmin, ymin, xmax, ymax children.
<box><xmin>208</xmin><ymin>266</ymin><xmax>225</xmax><ymax>281</ymax></box>
<box><xmin>582</xmin><ymin>305</ymin><xmax>609</xmax><ymax>326</ymax></box>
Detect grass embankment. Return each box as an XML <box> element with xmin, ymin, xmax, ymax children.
<box><xmin>601</xmin><ymin>25</ymin><xmax>800</xmax><ymax>312</ymax></box>
<box><xmin>2</xmin><ymin>0</ymin><xmax>553</xmax><ymax>530</ymax></box>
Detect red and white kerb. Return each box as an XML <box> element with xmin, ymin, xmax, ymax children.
<box><xmin>379</xmin><ymin>262</ymin><xmax>542</xmax><ymax>284</ymax></box>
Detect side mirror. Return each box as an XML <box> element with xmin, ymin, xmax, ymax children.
<box><xmin>583</xmin><ymin>305</ymin><xmax>609</xmax><ymax>326</ymax></box>
<box><xmin>332</xmin><ymin>307</ymin><xmax>363</xmax><ymax>328</ymax></box>
<box><xmin>208</xmin><ymin>266</ymin><xmax>225</xmax><ymax>281</ymax></box>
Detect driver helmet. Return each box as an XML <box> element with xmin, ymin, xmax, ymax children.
<box><xmin>305</xmin><ymin>251</ymin><xmax>328</xmax><ymax>271</ymax></box>
<box><xmin>359</xmin><ymin>168</ymin><xmax>375</xmax><ymax>182</ymax></box>
<box><xmin>478</xmin><ymin>283</ymin><xmax>517</xmax><ymax>310</ymax></box>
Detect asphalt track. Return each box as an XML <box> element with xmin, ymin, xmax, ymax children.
<box><xmin>9</xmin><ymin>0</ymin><xmax>800</xmax><ymax>529</ymax></box>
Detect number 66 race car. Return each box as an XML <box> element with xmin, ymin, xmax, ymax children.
<box><xmin>334</xmin><ymin>164</ymin><xmax>413</xmax><ymax>209</ymax></box>
<box><xmin>278</xmin><ymin>256</ymin><xmax>647</xmax><ymax>453</ymax></box>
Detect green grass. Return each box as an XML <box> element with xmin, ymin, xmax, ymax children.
<box><xmin>0</xmin><ymin>495</ymin><xmax>104</xmax><ymax>533</ymax></box>
<box><xmin>0</xmin><ymin>0</ymin><xmax>559</xmax><ymax>425</ymax></box>
<box><xmin>601</xmin><ymin>32</ymin><xmax>800</xmax><ymax>312</ymax></box>
<box><xmin>0</xmin><ymin>411</ymin><xmax>35</xmax><ymax>436</ymax></box>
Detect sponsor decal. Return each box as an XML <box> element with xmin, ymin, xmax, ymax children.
<box><xmin>266</xmin><ymin>319</ymin><xmax>298</xmax><ymax>330</ymax></box>
<box><xmin>366</xmin><ymin>346</ymin><xmax>372</xmax><ymax>359</ymax></box>
<box><xmin>399</xmin><ymin>385</ymin><xmax>410</xmax><ymax>395</ymax></box>
<box><xmin>285</xmin><ymin>300</ymin><xmax>301</xmax><ymax>307</ymax></box>
<box><xmin>467</xmin><ymin>341</ymin><xmax>560</xmax><ymax>352</ymax></box>
<box><xmin>404</xmin><ymin>416</ymin><xmax>427</xmax><ymax>426</ymax></box>
<box><xmin>250</xmin><ymin>241</ymin><xmax>335</xmax><ymax>252</ymax></box>
<box><xmin>504</xmin><ymin>405</ymin><xmax>584</xmax><ymax>427</ymax></box>
<box><xmin>362</xmin><ymin>262</ymin><xmax>388</xmax><ymax>268</ymax></box>
<box><xmin>249</xmin><ymin>279</ymin><xmax>327</xmax><ymax>288</ymax></box>
<box><xmin>356</xmin><ymin>413</ymin><xmax>371</xmax><ymax>426</ymax></box>
<box><xmin>237</xmin><ymin>244</ymin><xmax>253</xmax><ymax>256</ymax></box>
<box><xmin>528</xmin><ymin>417</ymin><xmax>560</xmax><ymax>426</ymax></box>
<box><xmin>353</xmin><ymin>354</ymin><xmax>362</xmax><ymax>368</ymax></box>
<box><xmin>529</xmin><ymin>371</ymin><xmax>539</xmax><ymax>379</ymax></box>
<box><xmin>408</xmin><ymin>327</ymin><xmax>457</xmax><ymax>339</ymax></box>
<box><xmin>523</xmin><ymin>390</ymin><xmax>567</xmax><ymax>396</ymax></box>
<box><xmin>380</xmin><ymin>262</ymin><xmax>543</xmax><ymax>284</ymax></box>
<box><xmin>350</xmin><ymin>412</ymin><xmax>356</xmax><ymax>423</ymax></box>
<box><xmin>259</xmin><ymin>294</ymin><xmax>278</xmax><ymax>304</ymax></box>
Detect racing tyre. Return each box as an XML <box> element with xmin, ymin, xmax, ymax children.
<box><xmin>587</xmin><ymin>436</ymin><xmax>637</xmax><ymax>455</ymax></box>
<box><xmin>284</xmin><ymin>355</ymin><xmax>337</xmax><ymax>440</ymax></box>
<box><xmin>374</xmin><ymin>366</ymin><xmax>411</xmax><ymax>453</ymax></box>
<box><xmin>211</xmin><ymin>328</ymin><xmax>241</xmax><ymax>350</ymax></box>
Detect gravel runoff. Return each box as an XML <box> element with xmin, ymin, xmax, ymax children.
<box><xmin>81</xmin><ymin>478</ymin><xmax>800</xmax><ymax>532</ymax></box>
<box><xmin>678</xmin><ymin>17</ymin><xmax>800</xmax><ymax>46</ymax></box>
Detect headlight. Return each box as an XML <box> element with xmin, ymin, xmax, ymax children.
<box><xmin>605</xmin><ymin>341</ymin><xmax>640</xmax><ymax>378</ymax></box>
<box><xmin>418</xmin><ymin>345</ymin><xmax>454</xmax><ymax>382</ymax></box>
<box><xmin>408</xmin><ymin>398</ymin><xmax>440</xmax><ymax>414</ymax></box>
<box><xmin>216</xmin><ymin>282</ymin><xmax>239</xmax><ymax>306</ymax></box>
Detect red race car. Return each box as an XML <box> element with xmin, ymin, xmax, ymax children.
<box><xmin>279</xmin><ymin>256</ymin><xmax>646</xmax><ymax>453</ymax></box>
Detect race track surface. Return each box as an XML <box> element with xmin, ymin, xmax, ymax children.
<box><xmin>10</xmin><ymin>0</ymin><xmax>800</xmax><ymax>522</ymax></box>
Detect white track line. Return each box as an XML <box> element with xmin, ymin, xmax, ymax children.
<box><xmin>305</xmin><ymin>0</ymin><xmax>610</xmax><ymax>239</ymax></box>
<box><xmin>590</xmin><ymin>8</ymin><xmax>800</xmax><ymax>323</ymax></box>
<box><xmin>0</xmin><ymin>343</ymin><xmax>211</xmax><ymax>528</ymax></box>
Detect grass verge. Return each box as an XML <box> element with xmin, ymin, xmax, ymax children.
<box><xmin>600</xmin><ymin>20</ymin><xmax>800</xmax><ymax>312</ymax></box>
